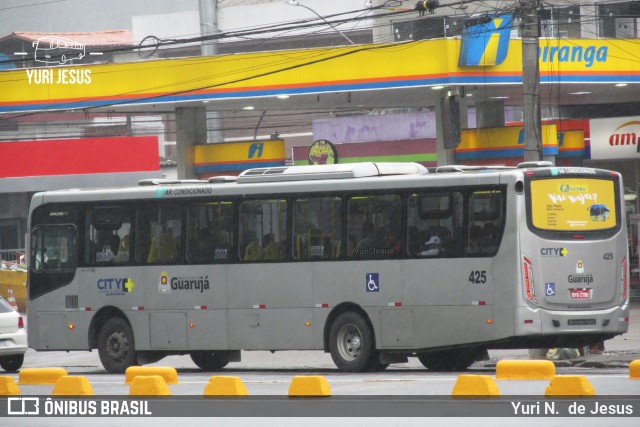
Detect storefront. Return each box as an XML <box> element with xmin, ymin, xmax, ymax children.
<box><xmin>586</xmin><ymin>116</ymin><xmax>640</xmax><ymax>297</ymax></box>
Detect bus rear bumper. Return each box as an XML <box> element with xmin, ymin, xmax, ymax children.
<box><xmin>514</xmin><ymin>304</ymin><xmax>630</xmax><ymax>337</ymax></box>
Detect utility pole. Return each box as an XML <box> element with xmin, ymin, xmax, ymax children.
<box><xmin>520</xmin><ymin>0</ymin><xmax>544</xmax><ymax>162</ymax></box>
<box><xmin>199</xmin><ymin>0</ymin><xmax>224</xmax><ymax>144</ymax></box>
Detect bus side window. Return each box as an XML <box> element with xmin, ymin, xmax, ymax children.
<box><xmin>186</xmin><ymin>201</ymin><xmax>234</xmax><ymax>264</ymax></box>
<box><xmin>467</xmin><ymin>190</ymin><xmax>505</xmax><ymax>257</ymax></box>
<box><xmin>85</xmin><ymin>206</ymin><xmax>131</xmax><ymax>266</ymax></box>
<box><xmin>347</xmin><ymin>194</ymin><xmax>401</xmax><ymax>259</ymax></box>
<box><xmin>407</xmin><ymin>192</ymin><xmax>462</xmax><ymax>257</ymax></box>
<box><xmin>239</xmin><ymin>199</ymin><xmax>287</xmax><ymax>262</ymax></box>
<box><xmin>136</xmin><ymin>205</ymin><xmax>183</xmax><ymax>265</ymax></box>
<box><xmin>292</xmin><ymin>197</ymin><xmax>342</xmax><ymax>260</ymax></box>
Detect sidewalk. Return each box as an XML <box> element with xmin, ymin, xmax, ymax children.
<box><xmin>481</xmin><ymin>300</ymin><xmax>640</xmax><ymax>368</ymax></box>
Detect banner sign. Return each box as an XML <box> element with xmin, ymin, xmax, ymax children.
<box><xmin>589</xmin><ymin>116</ymin><xmax>640</xmax><ymax>160</ymax></box>
<box><xmin>456</xmin><ymin>125</ymin><xmax>559</xmax><ymax>161</ymax></box>
<box><xmin>193</xmin><ymin>140</ymin><xmax>285</xmax><ymax>177</ymax></box>
<box><xmin>530</xmin><ymin>178</ymin><xmax>617</xmax><ymax>231</ymax></box>
<box><xmin>459</xmin><ymin>15</ymin><xmax>513</xmax><ymax>66</ymax></box>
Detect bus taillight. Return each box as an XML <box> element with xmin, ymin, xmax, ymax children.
<box><xmin>522</xmin><ymin>255</ymin><xmax>537</xmax><ymax>303</ymax></box>
<box><xmin>621</xmin><ymin>256</ymin><xmax>628</xmax><ymax>301</ymax></box>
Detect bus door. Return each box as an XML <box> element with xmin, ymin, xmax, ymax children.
<box><xmin>522</xmin><ymin>171</ymin><xmax>626</xmax><ymax>309</ymax></box>
<box><xmin>28</xmin><ymin>205</ymin><xmax>79</xmax><ymax>350</ymax></box>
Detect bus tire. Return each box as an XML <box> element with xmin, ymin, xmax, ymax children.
<box><xmin>98</xmin><ymin>317</ymin><xmax>137</xmax><ymax>373</ymax></box>
<box><xmin>417</xmin><ymin>348</ymin><xmax>479</xmax><ymax>372</ymax></box>
<box><xmin>190</xmin><ymin>351</ymin><xmax>230</xmax><ymax>371</ymax></box>
<box><xmin>0</xmin><ymin>354</ymin><xmax>24</xmax><ymax>372</ymax></box>
<box><xmin>329</xmin><ymin>311</ymin><xmax>374</xmax><ymax>373</ymax></box>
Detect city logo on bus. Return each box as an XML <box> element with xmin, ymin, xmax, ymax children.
<box><xmin>158</xmin><ymin>272</ymin><xmax>170</xmax><ymax>294</ymax></box>
<box><xmin>159</xmin><ymin>273</ymin><xmax>211</xmax><ymax>293</ymax></box>
<box><xmin>608</xmin><ymin>121</ymin><xmax>640</xmax><ymax>153</ymax></box>
<box><xmin>540</xmin><ymin>247</ymin><xmax>567</xmax><ymax>257</ymax></box>
<box><xmin>97</xmin><ymin>277</ymin><xmax>135</xmax><ymax>296</ymax></box>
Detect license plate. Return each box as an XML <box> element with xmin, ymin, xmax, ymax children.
<box><xmin>0</xmin><ymin>340</ymin><xmax>8</xmax><ymax>347</ymax></box>
<box><xmin>570</xmin><ymin>289</ymin><xmax>591</xmax><ymax>299</ymax></box>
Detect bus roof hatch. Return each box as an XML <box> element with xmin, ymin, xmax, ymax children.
<box><xmin>237</xmin><ymin>162</ymin><xmax>428</xmax><ymax>183</ymax></box>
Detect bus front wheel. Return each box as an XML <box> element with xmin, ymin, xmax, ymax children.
<box><xmin>190</xmin><ymin>351</ymin><xmax>230</xmax><ymax>371</ymax></box>
<box><xmin>98</xmin><ymin>317</ymin><xmax>137</xmax><ymax>373</ymax></box>
<box><xmin>329</xmin><ymin>311</ymin><xmax>374</xmax><ymax>372</ymax></box>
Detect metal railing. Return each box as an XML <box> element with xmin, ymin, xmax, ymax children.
<box><xmin>0</xmin><ymin>249</ymin><xmax>24</xmax><ymax>264</ymax></box>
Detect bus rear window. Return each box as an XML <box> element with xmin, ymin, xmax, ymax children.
<box><xmin>529</xmin><ymin>178</ymin><xmax>618</xmax><ymax>231</ymax></box>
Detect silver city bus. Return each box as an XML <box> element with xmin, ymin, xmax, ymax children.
<box><xmin>26</xmin><ymin>162</ymin><xmax>630</xmax><ymax>373</ymax></box>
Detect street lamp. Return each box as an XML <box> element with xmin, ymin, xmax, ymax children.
<box><xmin>286</xmin><ymin>0</ymin><xmax>355</xmax><ymax>45</ymax></box>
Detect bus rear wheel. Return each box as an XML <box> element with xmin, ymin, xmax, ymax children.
<box><xmin>417</xmin><ymin>348</ymin><xmax>481</xmax><ymax>372</ymax></box>
<box><xmin>190</xmin><ymin>351</ymin><xmax>230</xmax><ymax>371</ymax></box>
<box><xmin>98</xmin><ymin>317</ymin><xmax>137</xmax><ymax>373</ymax></box>
<box><xmin>329</xmin><ymin>311</ymin><xmax>374</xmax><ymax>372</ymax></box>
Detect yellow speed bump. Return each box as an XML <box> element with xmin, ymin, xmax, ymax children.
<box><xmin>0</xmin><ymin>376</ymin><xmax>20</xmax><ymax>395</ymax></box>
<box><xmin>129</xmin><ymin>375</ymin><xmax>171</xmax><ymax>396</ymax></box>
<box><xmin>545</xmin><ymin>375</ymin><xmax>596</xmax><ymax>396</ymax></box>
<box><xmin>629</xmin><ymin>360</ymin><xmax>640</xmax><ymax>379</ymax></box>
<box><xmin>204</xmin><ymin>376</ymin><xmax>249</xmax><ymax>397</ymax></box>
<box><xmin>288</xmin><ymin>376</ymin><xmax>331</xmax><ymax>397</ymax></box>
<box><xmin>125</xmin><ymin>366</ymin><xmax>178</xmax><ymax>385</ymax></box>
<box><xmin>52</xmin><ymin>376</ymin><xmax>95</xmax><ymax>396</ymax></box>
<box><xmin>451</xmin><ymin>375</ymin><xmax>500</xmax><ymax>398</ymax></box>
<box><xmin>496</xmin><ymin>360</ymin><xmax>556</xmax><ymax>380</ymax></box>
<box><xmin>19</xmin><ymin>368</ymin><xmax>68</xmax><ymax>385</ymax></box>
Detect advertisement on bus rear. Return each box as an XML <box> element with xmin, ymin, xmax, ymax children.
<box><xmin>530</xmin><ymin>178</ymin><xmax>617</xmax><ymax>231</ymax></box>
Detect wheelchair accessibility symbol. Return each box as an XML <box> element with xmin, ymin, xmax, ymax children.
<box><xmin>545</xmin><ymin>282</ymin><xmax>556</xmax><ymax>296</ymax></box>
<box><xmin>366</xmin><ymin>273</ymin><xmax>379</xmax><ymax>292</ymax></box>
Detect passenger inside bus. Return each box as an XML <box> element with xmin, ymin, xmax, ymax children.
<box><xmin>95</xmin><ymin>231</ymin><xmax>117</xmax><ymax>263</ymax></box>
<box><xmin>385</xmin><ymin>229</ymin><xmax>401</xmax><ymax>255</ymax></box>
<box><xmin>243</xmin><ymin>232</ymin><xmax>262</xmax><ymax>261</ymax></box>
<box><xmin>356</xmin><ymin>222</ymin><xmax>376</xmax><ymax>256</ymax></box>
<box><xmin>468</xmin><ymin>225</ymin><xmax>483</xmax><ymax>255</ymax></box>
<box><xmin>189</xmin><ymin>227</ymin><xmax>213</xmax><ymax>263</ymax></box>
<box><xmin>114</xmin><ymin>235</ymin><xmax>130</xmax><ymax>264</ymax></box>
<box><xmin>147</xmin><ymin>227</ymin><xmax>178</xmax><ymax>263</ymax></box>
<box><xmin>420</xmin><ymin>235</ymin><xmax>443</xmax><ymax>256</ymax></box>
<box><xmin>263</xmin><ymin>233</ymin><xmax>284</xmax><ymax>261</ymax></box>
<box><xmin>479</xmin><ymin>223</ymin><xmax>499</xmax><ymax>254</ymax></box>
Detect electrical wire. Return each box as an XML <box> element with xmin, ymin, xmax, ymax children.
<box><xmin>3</xmin><ymin>0</ymin><xmax>640</xmax><ymax>137</ymax></box>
